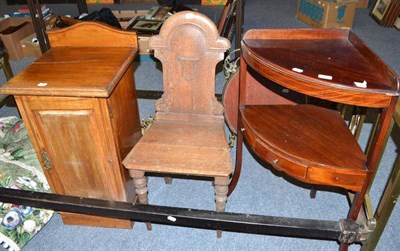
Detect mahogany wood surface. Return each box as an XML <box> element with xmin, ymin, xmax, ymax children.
<box><xmin>241</xmin><ymin>29</ymin><xmax>398</xmax><ymax>108</ymax></box>
<box><xmin>240</xmin><ymin>105</ymin><xmax>367</xmax><ymax>192</ymax></box>
<box><xmin>0</xmin><ymin>22</ymin><xmax>141</xmax><ymax>228</ymax></box>
<box><xmin>234</xmin><ymin>28</ymin><xmax>399</xmax><ymax>235</ymax></box>
<box><xmin>222</xmin><ymin>69</ymin><xmax>305</xmax><ymax>134</ymax></box>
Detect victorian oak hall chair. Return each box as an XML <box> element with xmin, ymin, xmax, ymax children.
<box><xmin>122</xmin><ymin>11</ymin><xmax>233</xmax><ymax>235</ymax></box>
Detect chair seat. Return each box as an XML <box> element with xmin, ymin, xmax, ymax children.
<box><xmin>123</xmin><ymin>119</ymin><xmax>233</xmax><ymax>177</ymax></box>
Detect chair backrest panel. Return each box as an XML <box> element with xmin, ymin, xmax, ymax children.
<box><xmin>149</xmin><ymin>11</ymin><xmax>230</xmax><ymax>117</ymax></box>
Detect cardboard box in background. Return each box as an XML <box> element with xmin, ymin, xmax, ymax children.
<box><xmin>296</xmin><ymin>0</ymin><xmax>357</xmax><ymax>29</ymax></box>
<box><xmin>356</xmin><ymin>0</ymin><xmax>369</xmax><ymax>8</ymax></box>
<box><xmin>0</xmin><ymin>18</ymin><xmax>35</xmax><ymax>60</ymax></box>
<box><xmin>20</xmin><ymin>33</ymin><xmax>42</xmax><ymax>58</ymax></box>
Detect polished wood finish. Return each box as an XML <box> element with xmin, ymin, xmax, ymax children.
<box><xmin>0</xmin><ymin>47</ymin><xmax>136</xmax><ymax>97</ymax></box>
<box><xmin>48</xmin><ymin>21</ymin><xmax>137</xmax><ymax>48</ymax></box>
<box><xmin>241</xmin><ymin>105</ymin><xmax>367</xmax><ymax>191</ymax></box>
<box><xmin>123</xmin><ymin>11</ymin><xmax>233</xmax><ymax>235</ymax></box>
<box><xmin>0</xmin><ymin>22</ymin><xmax>141</xmax><ymax>228</ymax></box>
<box><xmin>222</xmin><ymin>69</ymin><xmax>305</xmax><ymax>134</ymax></box>
<box><xmin>233</xmin><ymin>29</ymin><xmax>399</xmax><ymax>247</ymax></box>
<box><xmin>242</xmin><ymin>29</ymin><xmax>398</xmax><ymax>108</ymax></box>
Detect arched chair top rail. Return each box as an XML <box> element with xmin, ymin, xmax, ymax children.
<box><xmin>148</xmin><ymin>11</ymin><xmax>231</xmax><ymax>117</ymax></box>
<box><xmin>150</xmin><ymin>11</ymin><xmax>230</xmax><ymax>53</ymax></box>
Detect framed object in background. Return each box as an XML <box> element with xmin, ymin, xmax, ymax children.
<box><xmin>394</xmin><ymin>15</ymin><xmax>400</xmax><ymax>29</ymax></box>
<box><xmin>371</xmin><ymin>0</ymin><xmax>400</xmax><ymax>27</ymax></box>
<box><xmin>128</xmin><ymin>19</ymin><xmax>163</xmax><ymax>33</ymax></box>
<box><xmin>372</xmin><ymin>0</ymin><xmax>391</xmax><ymax>20</ymax></box>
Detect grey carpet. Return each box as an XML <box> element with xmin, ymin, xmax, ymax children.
<box><xmin>1</xmin><ymin>0</ymin><xmax>399</xmax><ymax>250</ymax></box>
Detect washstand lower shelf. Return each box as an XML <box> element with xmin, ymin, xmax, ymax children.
<box><xmin>240</xmin><ymin>104</ymin><xmax>368</xmax><ymax>192</ymax></box>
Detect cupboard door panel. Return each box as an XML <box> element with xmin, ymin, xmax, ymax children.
<box><xmin>37</xmin><ymin>109</ymin><xmax>113</xmax><ymax>198</ymax></box>
<box><xmin>17</xmin><ymin>96</ymin><xmax>125</xmax><ymax>201</ymax></box>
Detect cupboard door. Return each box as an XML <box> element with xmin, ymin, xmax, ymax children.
<box><xmin>16</xmin><ymin>96</ymin><xmax>128</xmax><ymax>202</ymax></box>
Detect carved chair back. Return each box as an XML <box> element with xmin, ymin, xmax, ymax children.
<box><xmin>149</xmin><ymin>11</ymin><xmax>230</xmax><ymax>120</ymax></box>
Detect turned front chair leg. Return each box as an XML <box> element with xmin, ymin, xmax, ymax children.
<box><xmin>129</xmin><ymin>170</ymin><xmax>152</xmax><ymax>231</ymax></box>
<box><xmin>215</xmin><ymin>176</ymin><xmax>229</xmax><ymax>238</ymax></box>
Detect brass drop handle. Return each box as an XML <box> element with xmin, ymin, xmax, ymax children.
<box><xmin>41</xmin><ymin>150</ymin><xmax>52</xmax><ymax>170</ymax></box>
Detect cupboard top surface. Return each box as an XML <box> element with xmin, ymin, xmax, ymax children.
<box><xmin>242</xmin><ymin>29</ymin><xmax>399</xmax><ymax>99</ymax></box>
<box><xmin>0</xmin><ymin>47</ymin><xmax>137</xmax><ymax>97</ymax></box>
